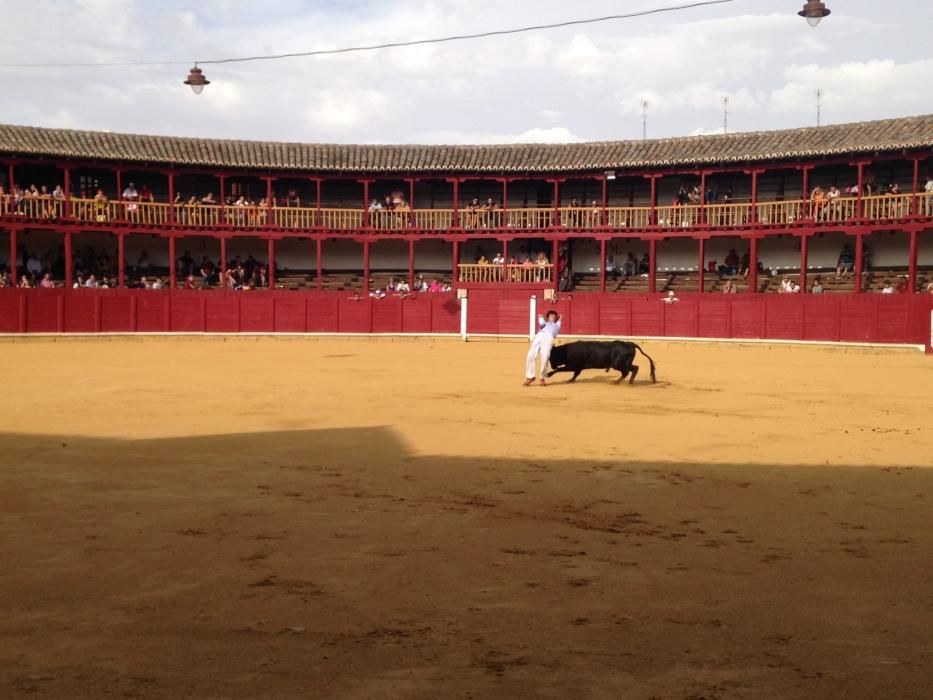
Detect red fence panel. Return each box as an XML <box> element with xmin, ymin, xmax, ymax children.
<box><xmin>306</xmin><ymin>295</ymin><xmax>340</xmax><ymax>332</ymax></box>
<box><xmin>205</xmin><ymin>294</ymin><xmax>238</xmax><ymax>333</ymax></box>
<box><xmin>100</xmin><ymin>294</ymin><xmax>133</xmax><ymax>332</ymax></box>
<box><xmin>338</xmin><ymin>298</ymin><xmax>372</xmax><ymax>333</ymax></box>
<box><xmin>599</xmin><ymin>296</ymin><xmax>632</xmax><ymax>336</ymax></box>
<box><xmin>401</xmin><ymin>296</ymin><xmax>432</xmax><ymax>333</ymax></box>
<box><xmin>273</xmin><ymin>296</ymin><xmax>307</xmax><ymax>333</ymax></box>
<box><xmin>171</xmin><ymin>293</ymin><xmax>205</xmax><ymax>332</ymax></box>
<box><xmin>372</xmin><ymin>297</ymin><xmax>404</xmax><ymax>333</ymax></box>
<box><xmin>0</xmin><ymin>294</ymin><xmax>21</xmax><ymax>332</ymax></box>
<box><xmin>697</xmin><ymin>299</ymin><xmax>730</xmax><ymax>338</ymax></box>
<box><xmin>431</xmin><ymin>294</ymin><xmax>460</xmax><ymax>333</ymax></box>
<box><xmin>240</xmin><ymin>295</ymin><xmax>274</xmax><ymax>332</ymax></box>
<box><xmin>26</xmin><ymin>292</ymin><xmax>60</xmax><ymax>333</ymax></box>
<box><xmin>136</xmin><ymin>293</ymin><xmax>167</xmax><ymax>332</ymax></box>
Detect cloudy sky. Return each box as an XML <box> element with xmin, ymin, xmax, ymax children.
<box><xmin>0</xmin><ymin>0</ymin><xmax>930</xmax><ymax>144</ymax></box>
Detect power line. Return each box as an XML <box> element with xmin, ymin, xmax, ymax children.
<box><xmin>0</xmin><ymin>0</ymin><xmax>737</xmax><ymax>69</ymax></box>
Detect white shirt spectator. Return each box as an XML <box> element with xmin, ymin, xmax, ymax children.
<box><xmin>661</xmin><ymin>291</ymin><xmax>679</xmax><ymax>304</ymax></box>
<box><xmin>881</xmin><ymin>284</ymin><xmax>895</xmax><ymax>294</ymax></box>
<box><xmin>122</xmin><ymin>184</ymin><xmax>139</xmax><ymax>200</ymax></box>
<box><xmin>925</xmin><ymin>179</ymin><xmax>933</xmax><ymax>193</ymax></box>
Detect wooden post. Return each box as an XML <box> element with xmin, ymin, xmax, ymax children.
<box><xmin>168</xmin><ymin>236</ymin><xmax>176</xmax><ymax>289</ymax></box>
<box><xmin>552</xmin><ymin>239</ymin><xmax>559</xmax><ymax>289</ymax></box>
<box><xmin>64</xmin><ymin>232</ymin><xmax>73</xmax><ymax>288</ymax></box>
<box><xmin>697</xmin><ymin>237</ymin><xmax>705</xmax><ymax>293</ymax></box>
<box><xmin>748</xmin><ymin>236</ymin><xmax>758</xmax><ymax>293</ymax></box>
<box><xmin>750</xmin><ymin>170</ymin><xmax>759</xmax><ymax>224</ymax></box>
<box><xmin>316</xmin><ymin>239</ymin><xmax>324</xmax><ymax>290</ymax></box>
<box><xmin>63</xmin><ymin>166</ymin><xmax>72</xmax><ymax>218</ymax></box>
<box><xmin>117</xmin><ymin>233</ymin><xmax>125</xmax><ymax>288</ymax></box>
<box><xmin>601</xmin><ymin>175</ymin><xmax>608</xmax><ymax>227</ymax></box>
<box><xmin>551</xmin><ymin>179</ymin><xmax>560</xmax><ymax>227</ymax></box>
<box><xmin>911</xmin><ymin>158</ymin><xmax>920</xmax><ymax>216</ymax></box>
<box><xmin>501</xmin><ymin>179</ymin><xmax>508</xmax><ymax>227</ymax></box>
<box><xmin>452</xmin><ymin>239</ymin><xmax>459</xmax><ymax>286</ymax></box>
<box><xmin>408</xmin><ymin>239</ymin><xmax>415</xmax><ymax>289</ymax></box>
<box><xmin>362</xmin><ymin>240</ymin><xmax>370</xmax><ymax>292</ymax></box>
<box><xmin>700</xmin><ymin>171</ymin><xmax>707</xmax><ymax>225</ymax></box>
<box><xmin>116</xmin><ymin>169</ymin><xmax>123</xmax><ymax>221</ymax></box>
<box><xmin>648</xmin><ymin>238</ymin><xmax>657</xmax><ymax>293</ymax></box>
<box><xmin>267</xmin><ymin>238</ymin><xmax>275</xmax><ymax>288</ymax></box>
<box><xmin>168</xmin><ymin>173</ymin><xmax>176</xmax><ymax>224</ymax></box>
<box><xmin>600</xmin><ymin>239</ymin><xmax>607</xmax><ymax>293</ymax></box>
<box><xmin>854</xmin><ymin>233</ymin><xmax>864</xmax><ymax>292</ymax></box>
<box><xmin>220</xmin><ymin>237</ymin><xmax>227</xmax><ymax>282</ymax></box>
<box><xmin>799</xmin><ymin>234</ymin><xmax>808</xmax><ymax>292</ymax></box>
<box><xmin>315</xmin><ymin>178</ymin><xmax>323</xmax><ymax>228</ymax></box>
<box><xmin>265</xmin><ymin>177</ymin><xmax>274</xmax><ymax>226</ymax></box>
<box><xmin>908</xmin><ymin>229</ymin><xmax>918</xmax><ymax>293</ymax></box>
<box><xmin>649</xmin><ymin>175</ymin><xmax>657</xmax><ymax>226</ymax></box>
<box><xmin>10</xmin><ymin>228</ymin><xmax>17</xmax><ymax>285</ymax></box>
<box><xmin>451</xmin><ymin>179</ymin><xmax>460</xmax><ymax>227</ymax></box>
<box><xmin>362</xmin><ymin>180</ymin><xmax>371</xmax><ymax>227</ymax></box>
<box><xmin>856</xmin><ymin>163</ymin><xmax>864</xmax><ymax>219</ymax></box>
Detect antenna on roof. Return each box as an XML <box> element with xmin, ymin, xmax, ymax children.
<box><xmin>722</xmin><ymin>95</ymin><xmax>729</xmax><ymax>134</ymax></box>
<box><xmin>641</xmin><ymin>100</ymin><xmax>649</xmax><ymax>140</ymax></box>
<box><xmin>815</xmin><ymin>88</ymin><xmax>823</xmax><ymax>127</ymax></box>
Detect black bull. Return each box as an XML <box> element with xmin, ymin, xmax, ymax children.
<box><xmin>547</xmin><ymin>341</ymin><xmax>657</xmax><ymax>384</ymax></box>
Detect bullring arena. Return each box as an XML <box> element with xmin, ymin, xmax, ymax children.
<box><xmin>2</xmin><ymin>112</ymin><xmax>933</xmax><ymax>699</ymax></box>
<box><xmin>1</xmin><ymin>336</ymin><xmax>932</xmax><ymax>699</ymax></box>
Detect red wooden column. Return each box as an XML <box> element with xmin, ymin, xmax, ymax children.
<box><xmin>801</xmin><ymin>165</ymin><xmax>811</xmax><ymax>219</ymax></box>
<box><xmin>748</xmin><ymin>236</ymin><xmax>758</xmax><ymax>293</ymax></box>
<box><xmin>117</xmin><ymin>234</ymin><xmax>125</xmax><ymax>287</ymax></box>
<box><xmin>407</xmin><ymin>178</ymin><xmax>416</xmax><ymax>229</ymax></box>
<box><xmin>167</xmin><ymin>173</ymin><xmax>176</xmax><ymax>224</ymax></box>
<box><xmin>219</xmin><ymin>175</ymin><xmax>226</xmax><ymax>225</ymax></box>
<box><xmin>360</xmin><ymin>179</ymin><xmax>372</xmax><ymax>227</ymax></box>
<box><xmin>599</xmin><ymin>239</ymin><xmax>607</xmax><ymax>292</ymax></box>
<box><xmin>450</xmin><ymin>178</ymin><xmax>460</xmax><ymax>227</ymax></box>
<box><xmin>856</xmin><ymin>162</ymin><xmax>864</xmax><ymax>219</ymax></box>
<box><xmin>699</xmin><ymin>171</ymin><xmax>707</xmax><ymax>225</ymax></box>
<box><xmin>501</xmin><ymin>179</ymin><xmax>509</xmax><ymax>227</ymax></box>
<box><xmin>316</xmin><ymin>239</ymin><xmax>324</xmax><ymax>289</ymax></box>
<box><xmin>64</xmin><ymin>232</ymin><xmax>73</xmax><ymax>288</ymax></box>
<box><xmin>551</xmin><ymin>239</ymin><xmax>559</xmax><ymax>289</ymax></box>
<box><xmin>452</xmin><ymin>239</ymin><xmax>460</xmax><ymax>286</ymax></box>
<box><xmin>649</xmin><ymin>175</ymin><xmax>658</xmax><ymax>225</ymax></box>
<box><xmin>220</xmin><ymin>237</ymin><xmax>227</xmax><ymax>280</ymax></box>
<box><xmin>168</xmin><ymin>236</ymin><xmax>177</xmax><ymax>288</ymax></box>
<box><xmin>750</xmin><ymin>170</ymin><xmax>760</xmax><ymax>223</ymax></box>
<box><xmin>7</xmin><ymin>164</ymin><xmax>13</xmax><ymax>193</ymax></box>
<box><xmin>799</xmin><ymin>234</ymin><xmax>808</xmax><ymax>292</ymax></box>
<box><xmin>115</xmin><ymin>169</ymin><xmax>123</xmax><ymax>220</ymax></box>
<box><xmin>854</xmin><ymin>233</ymin><xmax>864</xmax><ymax>293</ymax></box>
<box><xmin>911</xmin><ymin>158</ymin><xmax>920</xmax><ymax>216</ymax></box>
<box><xmin>265</xmin><ymin>177</ymin><xmax>274</xmax><ymax>226</ymax></box>
<box><xmin>601</xmin><ymin>175</ymin><xmax>608</xmax><ymax>226</ymax></box>
<box><xmin>267</xmin><ymin>238</ymin><xmax>275</xmax><ymax>288</ymax></box>
<box><xmin>502</xmin><ymin>239</ymin><xmax>508</xmax><ymax>271</ymax></box>
<box><xmin>697</xmin><ymin>237</ymin><xmax>705</xmax><ymax>292</ymax></box>
<box><xmin>362</xmin><ymin>240</ymin><xmax>371</xmax><ymax>292</ymax></box>
<box><xmin>313</xmin><ymin>178</ymin><xmax>322</xmax><ymax>227</ymax></box>
<box><xmin>408</xmin><ymin>239</ymin><xmax>415</xmax><ymax>288</ymax></box>
<box><xmin>908</xmin><ymin>228</ymin><xmax>918</xmax><ymax>293</ymax></box>
<box><xmin>551</xmin><ymin>179</ymin><xmax>561</xmax><ymax>227</ymax></box>
<box><xmin>9</xmin><ymin>227</ymin><xmax>16</xmax><ymax>285</ymax></box>
<box><xmin>648</xmin><ymin>238</ymin><xmax>657</xmax><ymax>293</ymax></box>
<box><xmin>63</xmin><ymin>166</ymin><xmax>72</xmax><ymax>218</ymax></box>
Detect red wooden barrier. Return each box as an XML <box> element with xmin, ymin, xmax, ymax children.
<box><xmin>0</xmin><ymin>289</ymin><xmax>930</xmax><ymax>351</ymax></box>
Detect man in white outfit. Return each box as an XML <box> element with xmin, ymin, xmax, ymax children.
<box><xmin>524</xmin><ymin>310</ymin><xmax>561</xmax><ymax>386</ymax></box>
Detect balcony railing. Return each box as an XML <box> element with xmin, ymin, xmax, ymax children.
<box><xmin>458</xmin><ymin>263</ymin><xmax>554</xmax><ymax>284</ymax></box>
<box><xmin>1</xmin><ymin>193</ymin><xmax>931</xmax><ymax>231</ymax></box>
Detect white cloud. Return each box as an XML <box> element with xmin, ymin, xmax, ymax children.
<box><xmin>412</xmin><ymin>126</ymin><xmax>582</xmax><ymax>145</ymax></box>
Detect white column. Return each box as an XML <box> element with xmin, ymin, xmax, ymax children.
<box><xmin>529</xmin><ymin>295</ymin><xmax>538</xmax><ymax>340</ymax></box>
<box><xmin>460</xmin><ymin>297</ymin><xmax>468</xmax><ymax>341</ymax></box>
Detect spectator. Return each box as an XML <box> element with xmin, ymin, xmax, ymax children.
<box><xmin>779</xmin><ymin>276</ymin><xmax>793</xmax><ymax>293</ymax></box>
<box><xmin>397</xmin><ymin>279</ymin><xmax>410</xmax><ymax>294</ymax></box>
<box><xmin>722</xmin><ymin>279</ymin><xmax>737</xmax><ymax>294</ymax></box>
<box><xmin>39</xmin><ymin>272</ymin><xmax>55</xmax><ymax>288</ymax></box>
<box><xmin>183</xmin><ymin>275</ymin><xmax>196</xmax><ymax>289</ymax></box>
<box><xmin>428</xmin><ymin>278</ymin><xmax>442</xmax><ymax>292</ymax></box>
<box><xmin>624</xmin><ymin>252</ymin><xmax>637</xmax><ymax>278</ymax></box>
<box><xmin>811</xmin><ymin>277</ymin><xmax>824</xmax><ymax>295</ymax></box>
<box><xmin>18</xmin><ymin>275</ymin><xmax>32</xmax><ymax>288</ymax></box>
<box><xmin>151</xmin><ymin>277</ymin><xmax>164</xmax><ymax>290</ymax></box>
<box><xmin>492</xmin><ymin>252</ymin><xmax>504</xmax><ymax>265</ymax></box>
<box><xmin>739</xmin><ymin>251</ymin><xmax>751</xmax><ymax>279</ymax></box>
<box><xmin>368</xmin><ymin>198</ymin><xmax>382</xmax><ymax>211</ymax></box>
<box><xmin>661</xmin><ymin>291</ymin><xmax>679</xmax><ymax>304</ymax></box>
<box><xmin>925</xmin><ymin>280</ymin><xmax>933</xmax><ymax>294</ymax></box>
<box><xmin>881</xmin><ymin>281</ymin><xmax>895</xmax><ymax>294</ymax></box>
<box><xmin>84</xmin><ymin>274</ymin><xmax>98</xmax><ymax>288</ymax></box>
<box><xmin>638</xmin><ymin>253</ymin><xmax>650</xmax><ymax>276</ymax></box>
<box><xmin>140</xmin><ymin>184</ymin><xmax>154</xmax><ymax>203</ymax></box>
<box><xmin>721</xmin><ymin>249</ymin><xmax>740</xmax><ymax>276</ymax></box>
<box><xmin>605</xmin><ymin>255</ymin><xmax>620</xmax><ymax>280</ymax></box>
<box><xmin>93</xmin><ymin>189</ymin><xmax>109</xmax><ymax>222</ymax></box>
<box><xmin>835</xmin><ymin>244</ymin><xmax>855</xmax><ymax>279</ymax></box>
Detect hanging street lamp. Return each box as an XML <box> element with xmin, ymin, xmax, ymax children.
<box><xmin>184</xmin><ymin>65</ymin><xmax>210</xmax><ymax>94</ymax></box>
<box><xmin>798</xmin><ymin>1</ymin><xmax>831</xmax><ymax>27</ymax></box>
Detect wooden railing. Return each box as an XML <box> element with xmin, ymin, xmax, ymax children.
<box><xmin>2</xmin><ymin>193</ymin><xmax>932</xmax><ymax>231</ymax></box>
<box><xmin>458</xmin><ymin>263</ymin><xmax>553</xmax><ymax>284</ymax></box>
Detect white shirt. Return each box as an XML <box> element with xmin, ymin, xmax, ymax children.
<box><xmin>925</xmin><ymin>180</ymin><xmax>933</xmax><ymax>193</ymax></box>
<box><xmin>537</xmin><ymin>316</ymin><xmax>561</xmax><ymax>339</ymax></box>
<box><xmin>882</xmin><ymin>286</ymin><xmax>895</xmax><ymax>294</ymax></box>
<box><xmin>123</xmin><ymin>187</ymin><xmax>138</xmax><ymax>200</ymax></box>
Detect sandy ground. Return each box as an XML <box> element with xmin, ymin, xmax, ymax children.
<box><xmin>0</xmin><ymin>337</ymin><xmax>931</xmax><ymax>699</ymax></box>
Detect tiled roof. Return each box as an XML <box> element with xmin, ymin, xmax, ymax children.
<box><xmin>0</xmin><ymin>115</ymin><xmax>931</xmax><ymax>175</ymax></box>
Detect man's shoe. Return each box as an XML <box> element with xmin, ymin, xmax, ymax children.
<box><xmin>523</xmin><ymin>378</ymin><xmax>535</xmax><ymax>386</ymax></box>
<box><xmin>538</xmin><ymin>378</ymin><xmax>547</xmax><ymax>386</ymax></box>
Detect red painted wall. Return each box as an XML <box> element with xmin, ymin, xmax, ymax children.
<box><xmin>0</xmin><ymin>289</ymin><xmax>930</xmax><ymax>351</ymax></box>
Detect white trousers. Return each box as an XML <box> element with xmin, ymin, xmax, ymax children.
<box><xmin>525</xmin><ymin>332</ymin><xmax>554</xmax><ymax>380</ymax></box>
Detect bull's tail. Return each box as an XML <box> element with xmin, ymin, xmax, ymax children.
<box><xmin>632</xmin><ymin>343</ymin><xmax>657</xmax><ymax>383</ymax></box>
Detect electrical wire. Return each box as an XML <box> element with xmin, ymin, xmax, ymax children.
<box><xmin>0</xmin><ymin>0</ymin><xmax>736</xmax><ymax>69</ymax></box>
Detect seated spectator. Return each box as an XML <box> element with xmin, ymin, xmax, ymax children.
<box><xmin>183</xmin><ymin>275</ymin><xmax>196</xmax><ymax>289</ymax></box>
<box><xmin>429</xmin><ymin>278</ymin><xmax>441</xmax><ymax>292</ymax></box>
<box><xmin>779</xmin><ymin>276</ymin><xmax>793</xmax><ymax>293</ymax></box>
<box><xmin>199</xmin><ymin>257</ymin><xmax>214</xmax><ymax>286</ymax></box>
<box><xmin>688</xmin><ymin>185</ymin><xmax>701</xmax><ymax>205</ymax></box>
<box><xmin>84</xmin><ymin>274</ymin><xmax>98</xmax><ymax>288</ymax></box>
<box><xmin>722</xmin><ymin>279</ymin><xmax>737</xmax><ymax>294</ymax></box>
<box><xmin>925</xmin><ymin>280</ymin><xmax>933</xmax><ymax>294</ymax></box>
<box><xmin>369</xmin><ymin>288</ymin><xmax>386</xmax><ymax>299</ymax></box>
<box><xmin>139</xmin><ymin>184</ymin><xmax>154</xmax><ymax>203</ymax></box>
<box><xmin>624</xmin><ymin>253</ymin><xmax>637</xmax><ymax>278</ymax></box>
<box><xmin>638</xmin><ymin>253</ymin><xmax>650</xmax><ymax>275</ymax></box>
<box><xmin>810</xmin><ymin>186</ymin><xmax>827</xmax><ymax>219</ymax></box>
<box><xmin>151</xmin><ymin>277</ymin><xmax>164</xmax><ymax>289</ymax></box>
<box><xmin>605</xmin><ymin>255</ymin><xmax>620</xmax><ymax>280</ymax></box>
<box><xmin>73</xmin><ymin>274</ymin><xmax>85</xmax><ymax>289</ymax></box>
<box><xmin>368</xmin><ymin>198</ymin><xmax>382</xmax><ymax>211</ymax></box>
<box><xmin>811</xmin><ymin>277</ymin><xmax>824</xmax><ymax>294</ymax></box>
<box><xmin>492</xmin><ymin>252</ymin><xmax>504</xmax><ymax>265</ymax></box>
<box><xmin>881</xmin><ymin>281</ymin><xmax>895</xmax><ymax>294</ymax></box>
<box><xmin>661</xmin><ymin>291</ymin><xmax>679</xmax><ymax>304</ymax></box>
<box><xmin>18</xmin><ymin>275</ymin><xmax>32</xmax><ymax>288</ymax></box>
<box><xmin>93</xmin><ymin>189</ymin><xmax>109</xmax><ymax>221</ymax></box>
<box><xmin>835</xmin><ymin>244</ymin><xmax>855</xmax><ymax>279</ymax></box>
<box><xmin>396</xmin><ymin>279</ymin><xmax>410</xmax><ymax>294</ymax></box>
<box><xmin>739</xmin><ymin>251</ymin><xmax>751</xmax><ymax>279</ymax></box>
<box><xmin>441</xmin><ymin>282</ymin><xmax>452</xmax><ymax>292</ymax></box>
<box><xmin>201</xmin><ymin>193</ymin><xmax>216</xmax><ymax>205</ymax></box>
<box><xmin>415</xmin><ymin>275</ymin><xmax>428</xmax><ymax>292</ymax></box>
<box><xmin>721</xmin><ymin>249</ymin><xmax>740</xmax><ymax>276</ymax></box>
<box><xmin>39</xmin><ymin>273</ymin><xmax>55</xmax><ymax>288</ymax></box>
<box><xmin>386</xmin><ymin>277</ymin><xmax>397</xmax><ymax>292</ymax></box>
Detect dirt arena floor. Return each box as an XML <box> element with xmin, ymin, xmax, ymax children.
<box><xmin>0</xmin><ymin>336</ymin><xmax>931</xmax><ymax>699</ymax></box>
